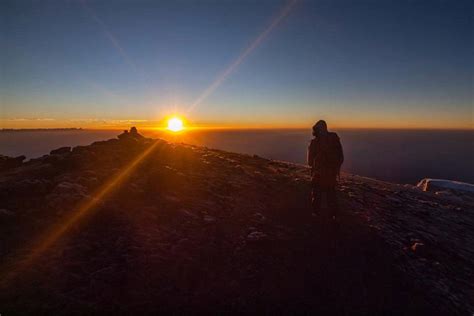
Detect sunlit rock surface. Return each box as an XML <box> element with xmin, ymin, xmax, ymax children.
<box><xmin>0</xmin><ymin>130</ymin><xmax>472</xmax><ymax>314</ymax></box>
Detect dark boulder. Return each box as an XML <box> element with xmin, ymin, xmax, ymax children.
<box><xmin>91</xmin><ymin>138</ymin><xmax>119</xmax><ymax>147</ymax></box>
<box><xmin>71</xmin><ymin>146</ymin><xmax>89</xmax><ymax>154</ymax></box>
<box><xmin>3</xmin><ymin>178</ymin><xmax>52</xmax><ymax>196</ymax></box>
<box><xmin>50</xmin><ymin>147</ymin><xmax>71</xmax><ymax>155</ymax></box>
<box><xmin>0</xmin><ymin>155</ymin><xmax>26</xmax><ymax>171</ymax></box>
<box><xmin>47</xmin><ymin>182</ymin><xmax>89</xmax><ymax>213</ymax></box>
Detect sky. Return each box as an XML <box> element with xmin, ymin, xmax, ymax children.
<box><xmin>1</xmin><ymin>0</ymin><xmax>472</xmax><ymax>129</ymax></box>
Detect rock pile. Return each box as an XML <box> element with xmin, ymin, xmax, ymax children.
<box><xmin>0</xmin><ymin>154</ymin><xmax>25</xmax><ymax>171</ymax></box>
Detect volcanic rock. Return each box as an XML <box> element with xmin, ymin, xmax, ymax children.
<box><xmin>50</xmin><ymin>147</ymin><xmax>71</xmax><ymax>155</ymax></box>
<box><xmin>0</xmin><ymin>130</ymin><xmax>472</xmax><ymax>315</ymax></box>
<box><xmin>0</xmin><ymin>155</ymin><xmax>25</xmax><ymax>170</ymax></box>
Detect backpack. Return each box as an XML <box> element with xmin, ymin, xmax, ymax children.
<box><xmin>312</xmin><ymin>132</ymin><xmax>344</xmax><ymax>170</ymax></box>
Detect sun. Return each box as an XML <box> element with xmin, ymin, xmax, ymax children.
<box><xmin>167</xmin><ymin>117</ymin><xmax>184</xmax><ymax>132</ymax></box>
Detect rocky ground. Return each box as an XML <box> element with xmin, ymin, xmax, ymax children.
<box><xmin>0</xmin><ymin>132</ymin><xmax>473</xmax><ymax>314</ymax></box>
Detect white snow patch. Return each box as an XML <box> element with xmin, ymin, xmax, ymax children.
<box><xmin>417</xmin><ymin>178</ymin><xmax>474</xmax><ymax>194</ymax></box>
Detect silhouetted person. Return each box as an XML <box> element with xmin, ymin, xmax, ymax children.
<box><xmin>307</xmin><ymin>120</ymin><xmax>344</xmax><ymax>219</ymax></box>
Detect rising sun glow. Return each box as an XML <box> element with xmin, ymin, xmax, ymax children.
<box><xmin>167</xmin><ymin>117</ymin><xmax>184</xmax><ymax>132</ymax></box>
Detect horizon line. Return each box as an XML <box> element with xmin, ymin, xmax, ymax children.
<box><xmin>2</xmin><ymin>126</ymin><xmax>473</xmax><ymax>132</ymax></box>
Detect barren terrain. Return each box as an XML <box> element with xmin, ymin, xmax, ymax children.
<box><xmin>1</xmin><ymin>133</ymin><xmax>472</xmax><ymax>314</ymax></box>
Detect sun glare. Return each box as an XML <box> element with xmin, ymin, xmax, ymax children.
<box><xmin>167</xmin><ymin>117</ymin><xmax>184</xmax><ymax>132</ymax></box>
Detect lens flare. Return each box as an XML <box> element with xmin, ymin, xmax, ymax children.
<box><xmin>167</xmin><ymin>117</ymin><xmax>184</xmax><ymax>132</ymax></box>
<box><xmin>186</xmin><ymin>0</ymin><xmax>298</xmax><ymax>114</ymax></box>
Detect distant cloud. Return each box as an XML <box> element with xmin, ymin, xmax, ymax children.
<box><xmin>108</xmin><ymin>119</ymin><xmax>149</xmax><ymax>123</ymax></box>
<box><xmin>7</xmin><ymin>118</ymin><xmax>56</xmax><ymax>122</ymax></box>
<box><xmin>65</xmin><ymin>118</ymin><xmax>152</xmax><ymax>127</ymax></box>
<box><xmin>68</xmin><ymin>118</ymin><xmax>149</xmax><ymax>123</ymax></box>
<box><xmin>1</xmin><ymin>117</ymin><xmax>153</xmax><ymax>128</ymax></box>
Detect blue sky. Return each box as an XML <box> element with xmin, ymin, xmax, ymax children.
<box><xmin>1</xmin><ymin>0</ymin><xmax>472</xmax><ymax>128</ymax></box>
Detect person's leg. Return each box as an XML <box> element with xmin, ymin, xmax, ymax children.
<box><xmin>311</xmin><ymin>184</ymin><xmax>322</xmax><ymax>214</ymax></box>
<box><xmin>327</xmin><ymin>187</ymin><xmax>338</xmax><ymax>219</ymax></box>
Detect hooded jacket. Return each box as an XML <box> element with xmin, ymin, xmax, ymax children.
<box><xmin>308</xmin><ymin>132</ymin><xmax>344</xmax><ymax>187</ymax></box>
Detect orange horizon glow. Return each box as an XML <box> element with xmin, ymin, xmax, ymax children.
<box><xmin>1</xmin><ymin>118</ymin><xmax>472</xmax><ymax>131</ymax></box>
